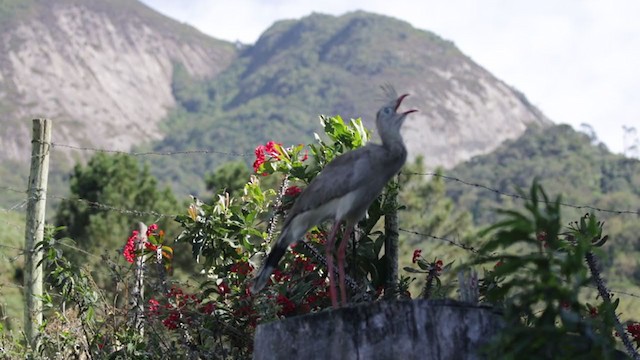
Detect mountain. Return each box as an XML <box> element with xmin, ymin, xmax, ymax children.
<box><xmin>233</xmin><ymin>11</ymin><xmax>550</xmax><ymax>168</ymax></box>
<box><xmin>146</xmin><ymin>11</ymin><xmax>550</xmax><ymax>195</ymax></box>
<box><xmin>0</xmin><ymin>4</ymin><xmax>550</xmax><ymax>200</ymax></box>
<box><xmin>0</xmin><ymin>0</ymin><xmax>236</xmax><ymax>164</ymax></box>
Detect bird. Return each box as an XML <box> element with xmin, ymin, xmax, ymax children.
<box><xmin>251</xmin><ymin>86</ymin><xmax>417</xmax><ymax>308</ymax></box>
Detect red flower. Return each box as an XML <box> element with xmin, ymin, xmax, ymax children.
<box><xmin>536</xmin><ymin>231</ymin><xmax>549</xmax><ymax>248</ymax></box>
<box><xmin>627</xmin><ymin>322</ymin><xmax>640</xmax><ymax>342</ymax></box>
<box><xmin>412</xmin><ymin>249</ymin><xmax>422</xmax><ymax>264</ymax></box>
<box><xmin>276</xmin><ymin>294</ymin><xmax>296</xmax><ymax>316</ymax></box>
<box><xmin>218</xmin><ymin>281</ymin><xmax>230</xmax><ymax>296</ymax></box>
<box><xmin>435</xmin><ymin>259</ymin><xmax>443</xmax><ymax>273</ymax></box>
<box><xmin>200</xmin><ymin>302</ymin><xmax>215</xmax><ymax>315</ymax></box>
<box><xmin>146</xmin><ymin>223</ymin><xmax>158</xmax><ymax>237</ymax></box>
<box><xmin>273</xmin><ymin>269</ymin><xmax>291</xmax><ymax>282</ymax></box>
<box><xmin>253</xmin><ymin>145</ymin><xmax>266</xmax><ymax>173</ymax></box>
<box><xmin>253</xmin><ymin>141</ymin><xmax>283</xmax><ymax>174</ymax></box>
<box><xmin>301</xmin><ymin>150</ymin><xmax>309</xmax><ymax>162</ymax></box>
<box><xmin>230</xmin><ymin>261</ymin><xmax>254</xmax><ymax>276</ymax></box>
<box><xmin>162</xmin><ymin>312</ymin><xmax>179</xmax><ymax>330</ymax></box>
<box><xmin>148</xmin><ymin>298</ymin><xmax>160</xmax><ymax>315</ymax></box>
<box><xmin>265</xmin><ymin>141</ymin><xmax>281</xmax><ymax>159</ymax></box>
<box><xmin>536</xmin><ymin>231</ymin><xmax>547</xmax><ymax>242</ymax></box>
<box><xmin>123</xmin><ymin>230</ymin><xmax>138</xmax><ymax>263</ymax></box>
<box><xmin>285</xmin><ymin>186</ymin><xmax>302</xmax><ymax>197</ymax></box>
<box><xmin>588</xmin><ymin>306</ymin><xmax>598</xmax><ymax>318</ymax></box>
<box><xmin>304</xmin><ymin>262</ymin><xmax>315</xmax><ymax>272</ymax></box>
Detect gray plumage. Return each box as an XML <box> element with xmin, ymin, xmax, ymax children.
<box><xmin>251</xmin><ymin>87</ymin><xmax>417</xmax><ymax>306</ymax></box>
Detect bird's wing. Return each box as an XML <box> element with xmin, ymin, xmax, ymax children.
<box><xmin>286</xmin><ymin>144</ymin><xmax>397</xmax><ymax>221</ymax></box>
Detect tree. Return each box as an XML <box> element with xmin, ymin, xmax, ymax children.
<box><xmin>54</xmin><ymin>153</ymin><xmax>181</xmax><ymax>286</ymax></box>
<box><xmin>205</xmin><ymin>160</ymin><xmax>251</xmax><ymax>196</ymax></box>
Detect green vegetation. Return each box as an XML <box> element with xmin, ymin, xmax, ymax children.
<box><xmin>475</xmin><ymin>186</ymin><xmax>628</xmax><ymax>359</ymax></box>
<box><xmin>442</xmin><ymin>124</ymin><xmax>640</xmax><ymax>319</ymax></box>
<box><xmin>0</xmin><ymin>211</ymin><xmax>25</xmax><ymax>332</ymax></box>
<box><xmin>53</xmin><ymin>153</ymin><xmax>183</xmax><ymax>289</ymax></box>
<box><xmin>1</xmin><ymin>117</ymin><xmax>638</xmax><ymax>358</ymax></box>
<box><xmin>204</xmin><ymin>160</ymin><xmax>251</xmax><ymax>197</ymax></box>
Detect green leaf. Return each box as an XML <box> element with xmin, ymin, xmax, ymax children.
<box><xmin>403</xmin><ymin>267</ymin><xmax>426</xmax><ymax>274</ymax></box>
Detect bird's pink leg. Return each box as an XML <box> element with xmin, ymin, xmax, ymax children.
<box><xmin>337</xmin><ymin>224</ymin><xmax>353</xmax><ymax>307</ymax></box>
<box><xmin>325</xmin><ymin>222</ymin><xmax>341</xmax><ymax>309</ymax></box>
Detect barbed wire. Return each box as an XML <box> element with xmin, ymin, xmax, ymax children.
<box><xmin>47</xmin><ymin>194</ymin><xmax>177</xmax><ymax>219</ymax></box>
<box><xmin>604</xmin><ymin>287</ymin><xmax>640</xmax><ymax>301</ymax></box>
<box><xmin>400</xmin><ymin>171</ymin><xmax>640</xmax><ymax>216</ymax></box>
<box><xmin>0</xmin><ymin>185</ymin><xmax>27</xmax><ymax>194</ymax></box>
<box><xmin>58</xmin><ymin>242</ymin><xmax>105</xmax><ymax>261</ymax></box>
<box><xmin>1</xmin><ymin>197</ymin><xmax>29</xmax><ymax>212</ymax></box>
<box><xmin>50</xmin><ymin>142</ymin><xmax>250</xmax><ymax>157</ymax></box>
<box><xmin>398</xmin><ymin>227</ymin><xmax>477</xmax><ymax>253</ymax></box>
<box><xmin>0</xmin><ymin>246</ymin><xmax>25</xmax><ymax>263</ymax></box>
<box><xmin>0</xmin><ymin>200</ymin><xmax>28</xmax><ymax>232</ymax></box>
<box><xmin>0</xmin><ymin>244</ymin><xmax>25</xmax><ymax>252</ymax></box>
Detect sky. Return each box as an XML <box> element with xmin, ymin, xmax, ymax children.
<box><xmin>141</xmin><ymin>0</ymin><xmax>640</xmax><ymax>155</ymax></box>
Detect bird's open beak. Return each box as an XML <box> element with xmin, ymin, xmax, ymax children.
<box><xmin>395</xmin><ymin>94</ymin><xmax>418</xmax><ymax>114</ymax></box>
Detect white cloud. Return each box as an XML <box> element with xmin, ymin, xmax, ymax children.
<box><xmin>141</xmin><ymin>0</ymin><xmax>640</xmax><ymax>154</ymax></box>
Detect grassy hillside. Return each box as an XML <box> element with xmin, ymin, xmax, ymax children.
<box><xmin>437</xmin><ymin>124</ymin><xmax>640</xmax><ymax>318</ymax></box>
<box><xmin>0</xmin><ymin>211</ymin><xmax>25</xmax><ymax>331</ymax></box>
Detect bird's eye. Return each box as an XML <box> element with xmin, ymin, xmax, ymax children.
<box><xmin>383</xmin><ymin>107</ymin><xmax>393</xmax><ymax>115</ymax></box>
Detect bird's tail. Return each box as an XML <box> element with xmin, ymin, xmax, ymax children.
<box><xmin>251</xmin><ymin>231</ymin><xmax>290</xmax><ymax>293</ymax></box>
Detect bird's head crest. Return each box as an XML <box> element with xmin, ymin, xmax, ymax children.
<box><xmin>380</xmin><ymin>83</ymin><xmax>398</xmax><ymax>104</ymax></box>
<box><xmin>376</xmin><ymin>84</ymin><xmax>417</xmax><ymax>118</ymax></box>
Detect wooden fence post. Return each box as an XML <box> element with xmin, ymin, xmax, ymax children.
<box><xmin>131</xmin><ymin>222</ymin><xmax>147</xmax><ymax>336</ymax></box>
<box><xmin>384</xmin><ymin>178</ymin><xmax>399</xmax><ymax>298</ymax></box>
<box><xmin>23</xmin><ymin>118</ymin><xmax>52</xmax><ymax>348</ymax></box>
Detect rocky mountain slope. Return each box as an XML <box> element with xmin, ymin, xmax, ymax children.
<box><xmin>0</xmin><ymin>0</ymin><xmax>236</xmax><ymax>163</ymax></box>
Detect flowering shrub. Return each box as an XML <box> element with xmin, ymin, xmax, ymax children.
<box><xmin>122</xmin><ymin>223</ymin><xmax>173</xmax><ymax>271</ymax></box>
<box><xmin>170</xmin><ymin>115</ymin><xmax>405</xmax><ymax>355</ymax></box>
<box><xmin>404</xmin><ymin>248</ymin><xmax>449</xmax><ymax>299</ymax></box>
<box><xmin>147</xmin><ymin>286</ymin><xmax>215</xmax><ymax>330</ymax></box>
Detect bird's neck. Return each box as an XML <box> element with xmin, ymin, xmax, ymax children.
<box><xmin>380</xmin><ymin>131</ymin><xmax>406</xmax><ymax>156</ymax></box>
